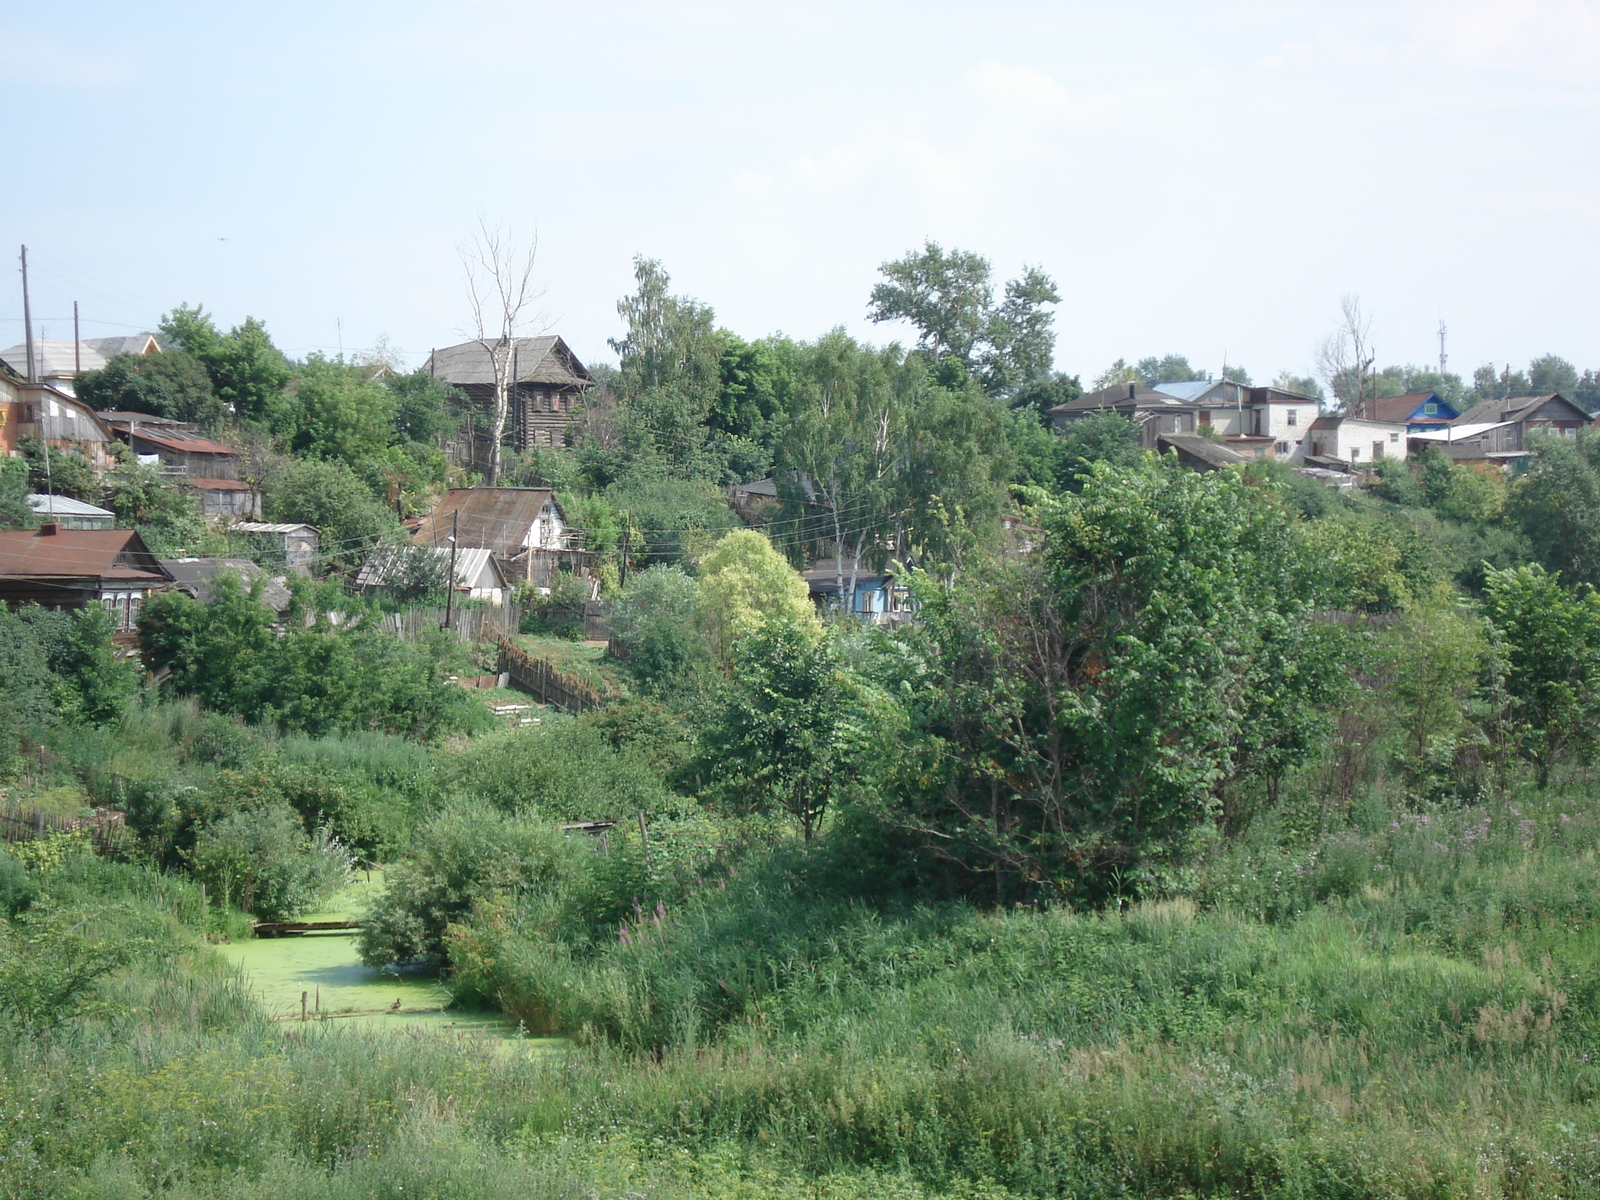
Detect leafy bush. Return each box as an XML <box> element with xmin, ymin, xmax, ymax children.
<box><xmin>518</xmin><ymin>570</ymin><xmax>590</xmax><ymax>639</ymax></box>
<box><xmin>359</xmin><ymin>802</ymin><xmax>589</xmax><ymax>967</ymax></box>
<box><xmin>441</xmin><ymin>721</ymin><xmax>680</xmax><ymax>822</ymax></box>
<box><xmin>0</xmin><ymin>850</ymin><xmax>35</xmax><ymax>917</ymax></box>
<box><xmin>139</xmin><ymin>577</ymin><xmax>488</xmax><ymax>741</ymax></box>
<box><xmin>604</xmin><ymin>564</ymin><xmax>714</xmax><ymax>699</ymax></box>
<box><xmin>188</xmin><ymin>805</ymin><xmax>350</xmax><ymax>920</ymax></box>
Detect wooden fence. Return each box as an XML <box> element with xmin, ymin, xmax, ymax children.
<box><xmin>495</xmin><ymin>636</ymin><xmax>615</xmax><ymax>715</ymax></box>
<box><xmin>0</xmin><ymin>803</ymin><xmax>132</xmax><ymax>857</ymax></box>
<box><xmin>379</xmin><ymin>604</ymin><xmax>523</xmax><ymax>643</ymax></box>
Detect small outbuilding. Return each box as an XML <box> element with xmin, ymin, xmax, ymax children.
<box><xmin>355</xmin><ymin>545</ymin><xmax>512</xmax><ymax>607</ymax></box>
<box><xmin>232</xmin><ymin>522</ymin><xmax>319</xmax><ymax>573</ymax></box>
<box><xmin>26</xmin><ymin>493</ymin><xmax>116</xmax><ymax>530</ymax></box>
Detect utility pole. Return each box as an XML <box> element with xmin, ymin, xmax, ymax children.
<box><xmin>441</xmin><ymin>510</ymin><xmax>460</xmax><ymax>632</ymax></box>
<box><xmin>20</xmin><ymin>246</ymin><xmax>36</xmax><ymax>383</ymax></box>
<box><xmin>619</xmin><ymin>511</ymin><xmax>630</xmax><ymax>588</ymax></box>
<box><xmin>73</xmin><ymin>301</ymin><xmax>81</xmax><ymax>377</ymax></box>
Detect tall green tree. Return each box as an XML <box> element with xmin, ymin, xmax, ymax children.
<box><xmin>693</xmin><ymin>529</ymin><xmax>817</xmax><ymax>663</ymax></box>
<box><xmin>604</xmin><ymin>257</ymin><xmax>728</xmax><ymax>479</ymax></box>
<box><xmin>1529</xmin><ymin>354</ymin><xmax>1581</xmax><ymax>397</ymax></box>
<box><xmin>1482</xmin><ymin>563</ymin><xmax>1600</xmax><ymax>787</ymax></box>
<box><xmin>158</xmin><ymin>305</ymin><xmax>291</xmax><ymax>429</ymax></box>
<box><xmin>868</xmin><ymin>239</ymin><xmax>1059</xmax><ymax>396</ymax></box>
<box><xmin>288</xmin><ymin>354</ymin><xmax>397</xmax><ymax>469</ymax></box>
<box><xmin>690</xmin><ymin>620</ymin><xmax>852</xmax><ymax>840</ymax></box>
<box><xmin>0</xmin><ymin>457</ymin><xmax>29</xmax><ymax>529</ymax></box>
<box><xmin>386</xmin><ymin>369</ymin><xmax>464</xmax><ymax>444</ymax></box>
<box><xmin>895</xmin><ymin>457</ymin><xmax>1338</xmax><ymax>902</ymax></box>
<box><xmin>1511</xmin><ymin>433</ymin><xmax>1600</xmax><ymax>588</ymax></box>
<box><xmin>261</xmin><ymin>457</ymin><xmax>398</xmax><ymax>570</ymax></box>
<box><xmin>774</xmin><ymin>331</ymin><xmax>905</xmax><ymax>602</ymax></box>
<box><xmin>74</xmin><ymin>350</ymin><xmax>225</xmax><ymax>427</ymax></box>
<box><xmin>1135</xmin><ymin>354</ymin><xmax>1199</xmax><ymax>386</ymax></box>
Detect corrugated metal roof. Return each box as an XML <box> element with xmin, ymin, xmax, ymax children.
<box><xmin>355</xmin><ymin>545</ymin><xmax>504</xmax><ymax>591</ymax></box>
<box><xmin>25</xmin><ymin>493</ymin><xmax>115</xmax><ymax>518</ymax></box>
<box><xmin>129</xmin><ymin>429</ymin><xmax>240</xmax><ymax>456</ymax></box>
<box><xmin>1454</xmin><ymin>394</ymin><xmax>1587</xmax><ymax>427</ymax></box>
<box><xmin>97</xmin><ymin>412</ymin><xmax>191</xmax><ymax>427</ymax></box>
<box><xmin>234</xmin><ymin>522</ymin><xmax>316</xmax><ymax>535</ymax></box>
<box><xmin>1156</xmin><ymin>433</ymin><xmax>1249</xmax><ymax>468</ymax></box>
<box><xmin>422</xmin><ymin>337</ymin><xmax>594</xmax><ymax>389</ymax></box>
<box><xmin>1410</xmin><ymin>421</ymin><xmax>1513</xmax><ymax>441</ymax></box>
<box><xmin>1151</xmin><ymin>380</ymin><xmax>1223</xmax><ymax>402</ymax></box>
<box><xmin>1052</xmin><ymin>384</ymin><xmax>1190</xmax><ymax>413</ymax></box>
<box><xmin>412</xmin><ymin>488</ymin><xmax>563</xmax><ymax>556</ymax></box>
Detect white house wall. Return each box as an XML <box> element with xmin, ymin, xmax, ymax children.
<box><xmin>1301</xmin><ymin>419</ymin><xmax>1409</xmax><ymax>464</ymax></box>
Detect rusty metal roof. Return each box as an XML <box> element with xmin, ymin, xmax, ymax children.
<box><xmin>128</xmin><ymin>429</ymin><xmax>240</xmax><ymax>456</ymax></box>
<box><xmin>412</xmin><ymin>488</ymin><xmax>563</xmax><ymax>556</ymax></box>
<box><xmin>0</xmin><ymin>528</ymin><xmax>170</xmax><ymax>582</ymax></box>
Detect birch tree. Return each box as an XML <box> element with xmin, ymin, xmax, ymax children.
<box><xmin>1316</xmin><ymin>294</ymin><xmax>1377</xmax><ymax>416</ymax></box>
<box><xmin>461</xmin><ymin>219</ymin><xmax>544</xmax><ymax>485</ymax></box>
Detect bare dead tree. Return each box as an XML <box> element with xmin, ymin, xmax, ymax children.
<box><xmin>460</xmin><ymin>218</ymin><xmax>546</xmax><ymax>485</ymax></box>
<box><xmin>1315</xmin><ymin>294</ymin><xmax>1376</xmax><ymax>416</ymax></box>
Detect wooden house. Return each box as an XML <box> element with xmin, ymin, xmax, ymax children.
<box><xmin>0</xmin><ymin>525</ymin><xmax>173</xmax><ymax>632</ymax></box>
<box><xmin>161</xmin><ymin>557</ymin><xmax>292</xmax><ymax>613</ymax></box>
<box><xmin>411</xmin><ymin>487</ymin><xmax>589</xmax><ymax>587</ymax></box>
<box><xmin>0</xmin><ymin>360</ymin><xmax>117</xmax><ymax>469</ymax></box>
<box><xmin>1362</xmin><ymin>392</ymin><xmax>1459</xmax><ymax>431</ymax></box>
<box><xmin>355</xmin><ymin>545</ymin><xmax>511</xmax><ymax>607</ymax></box>
<box><xmin>803</xmin><ymin>558</ymin><xmax>915</xmax><ymax>625</ymax></box>
<box><xmin>1452</xmin><ymin>393</ymin><xmax>1591</xmax><ymax>441</ymax></box>
<box><xmin>1049</xmin><ymin>382</ymin><xmax>1197</xmax><ymax>448</ymax></box>
<box><xmin>423</xmin><ymin>337</ymin><xmax>595</xmax><ymax>464</ymax></box>
<box><xmin>98</xmin><ymin>413</ymin><xmax>259</xmax><ymax>518</ymax></box>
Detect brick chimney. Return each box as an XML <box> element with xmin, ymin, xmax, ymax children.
<box><xmin>38</xmin><ymin>522</ymin><xmax>60</xmax><ymax>536</ymax></box>
<box><xmin>1127</xmin><ymin>381</ymin><xmax>1137</xmax><ymax>399</ymax></box>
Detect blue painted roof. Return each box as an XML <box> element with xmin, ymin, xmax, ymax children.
<box><xmin>1150</xmin><ymin>380</ymin><xmax>1217</xmax><ymax>402</ymax></box>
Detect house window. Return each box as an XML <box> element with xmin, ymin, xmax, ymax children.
<box><xmin>1390</xmin><ymin>432</ymin><xmax>1400</xmax><ymax>443</ymax></box>
<box><xmin>1172</xmin><ymin>417</ymin><xmax>1182</xmax><ymax>432</ymax></box>
<box><xmin>1276</xmin><ymin>441</ymin><xmax>1289</xmax><ymax>455</ymax></box>
<box><xmin>1287</xmin><ymin>410</ymin><xmax>1297</xmax><ymax>427</ymax></box>
<box><xmin>1373</xmin><ymin>441</ymin><xmax>1384</xmax><ymax>459</ymax></box>
<box><xmin>1424</xmin><ymin>402</ymin><xmax>1438</xmax><ymax>414</ymax></box>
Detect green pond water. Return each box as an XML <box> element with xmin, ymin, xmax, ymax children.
<box><xmin>216</xmin><ymin>873</ymin><xmax>565</xmax><ymax>1049</ymax></box>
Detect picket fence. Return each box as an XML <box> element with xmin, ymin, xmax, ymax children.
<box><xmin>378</xmin><ymin>604</ymin><xmax>524</xmax><ymax>643</ymax></box>
<box><xmin>0</xmin><ymin>803</ymin><xmax>132</xmax><ymax>856</ymax></box>
<box><xmin>494</xmin><ymin>636</ymin><xmax>614</xmax><ymax>715</ymax></box>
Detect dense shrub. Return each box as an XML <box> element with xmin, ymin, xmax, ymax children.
<box><xmin>359</xmin><ymin>802</ymin><xmax>589</xmax><ymax>967</ymax></box>
<box><xmin>188</xmin><ymin>805</ymin><xmax>351</xmax><ymax>920</ymax></box>
<box><xmin>440</xmin><ymin>721</ymin><xmax>681</xmax><ymax>821</ymax></box>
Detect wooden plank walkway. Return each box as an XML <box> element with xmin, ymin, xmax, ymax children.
<box><xmin>251</xmin><ymin>919</ymin><xmax>363</xmax><ymax>938</ymax></box>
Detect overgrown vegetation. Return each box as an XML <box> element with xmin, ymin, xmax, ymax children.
<box><xmin>9</xmin><ymin>253</ymin><xmax>1600</xmax><ymax>1197</ymax></box>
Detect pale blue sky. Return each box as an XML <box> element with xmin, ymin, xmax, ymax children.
<box><xmin>3</xmin><ymin>1</ymin><xmax>1597</xmax><ymax>385</ymax></box>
